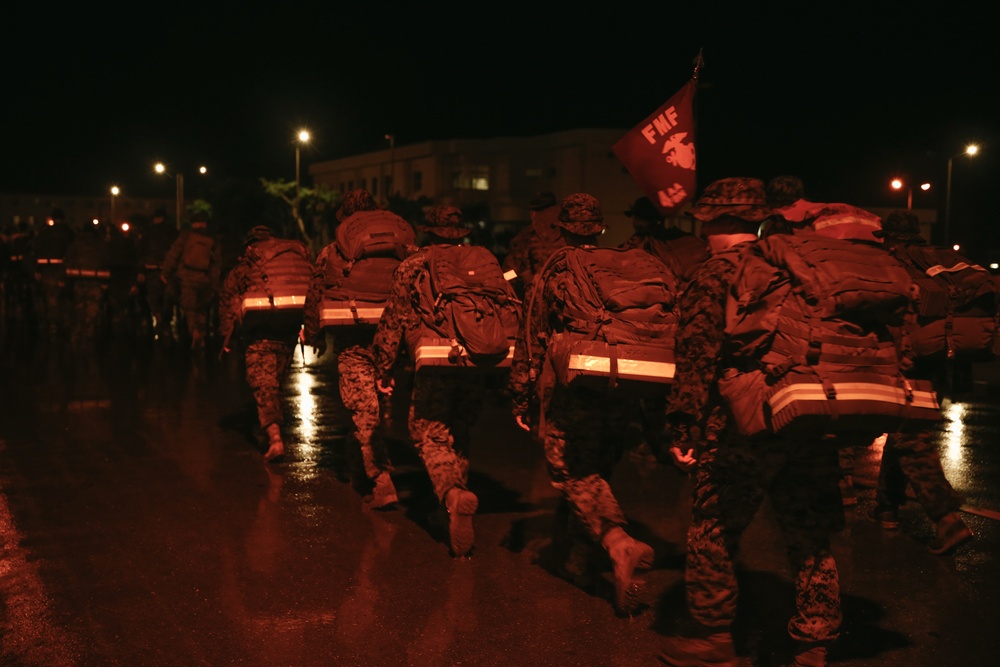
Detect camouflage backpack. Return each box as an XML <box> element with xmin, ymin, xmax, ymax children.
<box><xmin>529</xmin><ymin>245</ymin><xmax>679</xmax><ymax>395</ymax></box>
<box><xmin>319</xmin><ymin>209</ymin><xmax>415</xmax><ymax>326</ymax></box>
<box><xmin>889</xmin><ymin>243</ymin><xmax>1000</xmax><ymax>361</ymax></box>
<box><xmin>719</xmin><ymin>232</ymin><xmax>940</xmax><ymax>438</ymax></box>
<box><xmin>408</xmin><ymin>244</ymin><xmax>521</xmax><ymax>371</ymax></box>
<box><xmin>239</xmin><ymin>237</ymin><xmax>313</xmax><ymax>336</ymax></box>
<box><xmin>181</xmin><ymin>231</ymin><xmax>216</xmax><ymax>273</ymax></box>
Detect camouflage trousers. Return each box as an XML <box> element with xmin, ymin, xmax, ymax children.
<box><xmin>541</xmin><ymin>385</ymin><xmax>631</xmax><ymax>543</ymax></box>
<box><xmin>36</xmin><ymin>273</ymin><xmax>70</xmax><ymax>333</ymax></box>
<box><xmin>409</xmin><ymin>373</ymin><xmax>485</xmax><ymax>503</ymax></box>
<box><xmin>142</xmin><ymin>269</ymin><xmax>174</xmax><ymax>332</ymax></box>
<box><xmin>686</xmin><ymin>434</ymin><xmax>844</xmax><ymax>644</ymax></box>
<box><xmin>244</xmin><ymin>339</ymin><xmax>295</xmax><ymax>429</ymax></box>
<box><xmin>177</xmin><ymin>281</ymin><xmax>214</xmax><ymax>341</ymax></box>
<box><xmin>69</xmin><ymin>281</ymin><xmax>108</xmax><ymax>340</ymax></box>
<box><xmin>338</xmin><ymin>345</ymin><xmax>392</xmax><ymax>480</ymax></box>
<box><xmin>876</xmin><ymin>428</ymin><xmax>963</xmax><ymax>520</ymax></box>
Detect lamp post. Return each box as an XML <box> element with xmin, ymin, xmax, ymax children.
<box><xmin>155</xmin><ymin>163</ymin><xmax>208</xmax><ymax>230</ymax></box>
<box><xmin>294</xmin><ymin>129</ymin><xmax>311</xmax><ymax>230</ymax></box>
<box><xmin>110</xmin><ymin>185</ymin><xmax>120</xmax><ymax>227</ymax></box>
<box><xmin>384</xmin><ymin>133</ymin><xmax>395</xmax><ymax>199</ymax></box>
<box><xmin>944</xmin><ymin>144</ymin><xmax>979</xmax><ymax>245</ymax></box>
<box><xmin>889</xmin><ymin>178</ymin><xmax>931</xmax><ymax>210</ymax></box>
<box><xmin>155</xmin><ymin>162</ymin><xmax>184</xmax><ymax>230</ymax></box>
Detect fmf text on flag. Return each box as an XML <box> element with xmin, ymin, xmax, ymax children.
<box><xmin>612</xmin><ymin>80</ymin><xmax>697</xmax><ymax>214</ymax></box>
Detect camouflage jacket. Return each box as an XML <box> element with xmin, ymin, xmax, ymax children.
<box><xmin>217</xmin><ymin>257</ymin><xmax>252</xmax><ymax>341</ymax></box>
<box><xmin>665</xmin><ymin>242</ymin><xmax>751</xmax><ymax>451</ymax></box>
<box><xmin>371</xmin><ymin>246</ymin><xmax>433</xmax><ymax>381</ymax></box>
<box><xmin>507</xmin><ymin>245</ymin><xmax>590</xmax><ymax>420</ymax></box>
<box><xmin>502</xmin><ymin>208</ymin><xmax>565</xmax><ymax>291</ymax></box>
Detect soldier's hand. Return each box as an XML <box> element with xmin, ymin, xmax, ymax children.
<box><xmin>669</xmin><ymin>446</ymin><xmax>696</xmax><ymax>472</ymax></box>
<box><xmin>514</xmin><ymin>414</ymin><xmax>531</xmax><ymax>432</ymax></box>
<box><xmin>376</xmin><ymin>378</ymin><xmax>394</xmax><ymax>396</ymax></box>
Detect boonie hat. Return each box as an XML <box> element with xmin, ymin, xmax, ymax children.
<box><xmin>528</xmin><ymin>191</ymin><xmax>558</xmax><ymax>211</ymax></box>
<box><xmin>417</xmin><ymin>205</ymin><xmax>470</xmax><ymax>239</ymax></box>
<box><xmin>874</xmin><ymin>209</ymin><xmax>923</xmax><ymax>242</ymax></box>
<box><xmin>624</xmin><ymin>196</ymin><xmax>663</xmax><ymax>222</ymax></box>
<box><xmin>336</xmin><ymin>189</ymin><xmax>378</xmax><ymax>222</ymax></box>
<box><xmin>555</xmin><ymin>193</ymin><xmax>607</xmax><ymax>236</ymax></box>
<box><xmin>245</xmin><ymin>225</ymin><xmax>274</xmax><ymax>244</ymax></box>
<box><xmin>688</xmin><ymin>177</ymin><xmax>771</xmax><ymax>223</ymax></box>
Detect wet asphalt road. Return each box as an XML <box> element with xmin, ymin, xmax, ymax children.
<box><xmin>1</xmin><ymin>324</ymin><xmax>998</xmax><ymax>667</ymax></box>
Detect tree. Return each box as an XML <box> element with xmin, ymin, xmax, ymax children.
<box><xmin>259</xmin><ymin>178</ymin><xmax>340</xmax><ymax>251</ymax></box>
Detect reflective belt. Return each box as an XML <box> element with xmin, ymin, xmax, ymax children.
<box><xmin>144</xmin><ymin>263</ymin><xmax>162</xmax><ymax>270</ymax></box>
<box><xmin>241</xmin><ymin>295</ymin><xmax>306</xmax><ymax>311</ymax></box>
<box><xmin>65</xmin><ymin>268</ymin><xmax>111</xmax><ymax>279</ymax></box>
<box><xmin>566</xmin><ymin>353</ymin><xmax>675</xmax><ymax>384</ymax></box>
<box><xmin>320</xmin><ymin>304</ymin><xmax>384</xmax><ymax>326</ymax></box>
<box><xmin>36</xmin><ymin>258</ymin><xmax>64</xmax><ymax>265</ymax></box>
<box><xmin>414</xmin><ymin>340</ymin><xmax>514</xmax><ymax>369</ymax></box>
<box><xmin>9</xmin><ymin>255</ymin><xmax>23</xmax><ymax>262</ymax></box>
<box><xmin>769</xmin><ymin>381</ymin><xmax>940</xmax><ymax>415</ymax></box>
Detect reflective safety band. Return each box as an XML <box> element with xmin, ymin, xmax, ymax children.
<box><xmin>769</xmin><ymin>381</ymin><xmax>940</xmax><ymax>416</ymax></box>
<box><xmin>10</xmin><ymin>255</ymin><xmax>23</xmax><ymax>261</ymax></box>
<box><xmin>65</xmin><ymin>268</ymin><xmax>111</xmax><ymax>279</ymax></box>
<box><xmin>144</xmin><ymin>264</ymin><xmax>162</xmax><ymax>270</ymax></box>
<box><xmin>320</xmin><ymin>306</ymin><xmax>384</xmax><ymax>326</ymax></box>
<box><xmin>241</xmin><ymin>295</ymin><xmax>306</xmax><ymax>311</ymax></box>
<box><xmin>37</xmin><ymin>258</ymin><xmax>64</xmax><ymax>264</ymax></box>
<box><xmin>926</xmin><ymin>262</ymin><xmax>987</xmax><ymax>276</ymax></box>
<box><xmin>414</xmin><ymin>343</ymin><xmax>514</xmax><ymax>368</ymax></box>
<box><xmin>567</xmin><ymin>353</ymin><xmax>675</xmax><ymax>384</ymax></box>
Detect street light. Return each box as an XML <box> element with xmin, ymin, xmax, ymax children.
<box><xmin>155</xmin><ymin>162</ymin><xmax>208</xmax><ymax>230</ymax></box>
<box><xmin>110</xmin><ymin>185</ymin><xmax>120</xmax><ymax>227</ymax></box>
<box><xmin>384</xmin><ymin>133</ymin><xmax>395</xmax><ymax>199</ymax></box>
<box><xmin>889</xmin><ymin>178</ymin><xmax>931</xmax><ymax>210</ymax></box>
<box><xmin>944</xmin><ymin>143</ymin><xmax>980</xmax><ymax>245</ymax></box>
<box><xmin>294</xmin><ymin>129</ymin><xmax>311</xmax><ymax>230</ymax></box>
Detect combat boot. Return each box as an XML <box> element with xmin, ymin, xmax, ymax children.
<box><xmin>364</xmin><ymin>472</ymin><xmax>398</xmax><ymax>510</ymax></box>
<box><xmin>928</xmin><ymin>511</ymin><xmax>973</xmax><ymax>555</ymax></box>
<box><xmin>602</xmin><ymin>527</ymin><xmax>654</xmax><ymax>616</ymax></box>
<box><xmin>784</xmin><ymin>642</ymin><xmax>828</xmax><ymax>667</ymax></box>
<box><xmin>263</xmin><ymin>423</ymin><xmax>285</xmax><ymax>463</ymax></box>
<box><xmin>866</xmin><ymin>503</ymin><xmax>899</xmax><ymax>530</ymax></box>
<box><xmin>445</xmin><ymin>487</ymin><xmax>478</xmax><ymax>558</ymax></box>
<box><xmin>653</xmin><ymin>629</ymin><xmax>738</xmax><ymax>667</ymax></box>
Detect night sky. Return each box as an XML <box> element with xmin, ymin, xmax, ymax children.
<box><xmin>4</xmin><ymin>5</ymin><xmax>999</xmax><ymax>251</ymax></box>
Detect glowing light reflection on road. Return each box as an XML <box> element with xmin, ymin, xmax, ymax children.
<box><xmin>943</xmin><ymin>400</ymin><xmax>966</xmax><ymax>466</ymax></box>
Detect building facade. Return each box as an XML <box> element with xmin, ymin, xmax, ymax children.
<box><xmin>307</xmin><ymin>128</ymin><xmax>696</xmax><ymax>249</ymax></box>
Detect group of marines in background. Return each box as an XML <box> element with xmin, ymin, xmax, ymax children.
<box><xmin>1</xmin><ymin>176</ymin><xmax>985</xmax><ymax>667</ymax></box>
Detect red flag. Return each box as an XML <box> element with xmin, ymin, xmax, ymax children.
<box><xmin>612</xmin><ymin>80</ymin><xmax>697</xmax><ymax>215</ymax></box>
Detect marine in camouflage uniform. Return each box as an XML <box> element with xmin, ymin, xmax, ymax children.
<box><xmin>219</xmin><ymin>225</ymin><xmax>301</xmax><ymax>463</ymax></box>
<box><xmin>657</xmin><ymin>178</ymin><xmax>842</xmax><ymax>667</ymax></box>
<box><xmin>501</xmin><ymin>191</ymin><xmax>566</xmax><ymax>299</ymax></box>
<box><xmin>869</xmin><ymin>211</ymin><xmax>972</xmax><ymax>554</ymax></box>
<box><xmin>32</xmin><ymin>208</ymin><xmax>76</xmax><ymax>336</ymax></box>
<box><xmin>161</xmin><ymin>210</ymin><xmax>222</xmax><ymax>350</ymax></box>
<box><xmin>371</xmin><ymin>205</ymin><xmax>485</xmax><ymax>557</ymax></box>
<box><xmin>63</xmin><ymin>220</ymin><xmax>111</xmax><ymax>343</ymax></box>
<box><xmin>134</xmin><ymin>208</ymin><xmax>179</xmax><ymax>339</ymax></box>
<box><xmin>303</xmin><ymin>189</ymin><xmax>406</xmax><ymax>508</ymax></box>
<box><xmin>508</xmin><ymin>193</ymin><xmax>654</xmax><ymax>617</ymax></box>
